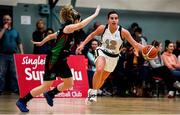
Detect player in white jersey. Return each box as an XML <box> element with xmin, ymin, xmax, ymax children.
<box><xmin>76</xmin><ymin>10</ymin><xmax>144</xmax><ymax>104</ymax></box>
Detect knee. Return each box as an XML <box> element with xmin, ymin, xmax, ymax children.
<box><xmin>64</xmin><ymin>81</ymin><xmax>74</xmax><ymax>89</ymax></box>
<box><xmin>96</xmin><ymin>67</ymin><xmax>104</xmax><ymax>73</ymax></box>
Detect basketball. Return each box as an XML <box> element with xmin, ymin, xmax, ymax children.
<box><xmin>142</xmin><ymin>45</ymin><xmax>158</xmax><ymax>60</ymax></box>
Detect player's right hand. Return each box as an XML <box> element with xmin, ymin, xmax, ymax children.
<box><xmin>76</xmin><ymin>45</ymin><xmax>83</xmax><ymax>55</ymax></box>
<box><xmin>31</xmin><ymin>40</ymin><xmax>43</xmax><ymax>46</ymax></box>
<box><xmin>94</xmin><ymin>5</ymin><xmax>101</xmax><ymax>16</ymax></box>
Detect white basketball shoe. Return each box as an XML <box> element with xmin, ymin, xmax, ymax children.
<box><xmin>85</xmin><ymin>89</ymin><xmax>97</xmax><ymax>105</ymax></box>
<box><xmin>173</xmin><ymin>81</ymin><xmax>180</xmax><ymax>90</ymax></box>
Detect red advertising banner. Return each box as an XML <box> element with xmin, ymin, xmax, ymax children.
<box><xmin>14</xmin><ymin>54</ymin><xmax>89</xmax><ymax>98</ymax></box>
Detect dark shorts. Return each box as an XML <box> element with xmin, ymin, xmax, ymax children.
<box><xmin>43</xmin><ymin>54</ymin><xmax>72</xmax><ymax>81</ymax></box>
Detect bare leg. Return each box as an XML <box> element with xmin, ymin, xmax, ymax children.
<box><xmin>95</xmin><ymin>71</ymin><xmax>111</xmax><ymax>89</ymax></box>
<box><xmin>92</xmin><ymin>56</ymin><xmax>106</xmax><ymax>89</ymax></box>
<box><xmin>57</xmin><ymin>77</ymin><xmax>74</xmax><ymax>91</ymax></box>
<box><xmin>31</xmin><ymin>81</ymin><xmax>53</xmax><ymax>97</ymax></box>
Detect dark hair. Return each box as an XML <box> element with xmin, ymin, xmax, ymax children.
<box><xmin>45</xmin><ymin>28</ymin><xmax>54</xmax><ymax>36</ymax></box>
<box><xmin>164</xmin><ymin>40</ymin><xmax>173</xmax><ymax>51</ymax></box>
<box><xmin>134</xmin><ymin>27</ymin><xmax>142</xmax><ymax>33</ymax></box>
<box><xmin>72</xmin><ymin>10</ymin><xmax>81</xmax><ymax>20</ymax></box>
<box><xmin>36</xmin><ymin>19</ymin><xmax>45</xmax><ymax>29</ymax></box>
<box><xmin>151</xmin><ymin>40</ymin><xmax>160</xmax><ymax>47</ymax></box>
<box><xmin>107</xmin><ymin>10</ymin><xmax>119</xmax><ymax>19</ymax></box>
<box><xmin>91</xmin><ymin>39</ymin><xmax>100</xmax><ymax>46</ymax></box>
<box><xmin>131</xmin><ymin>22</ymin><xmax>139</xmax><ymax>28</ymax></box>
<box><xmin>176</xmin><ymin>40</ymin><xmax>180</xmax><ymax>48</ymax></box>
<box><xmin>165</xmin><ymin>40</ymin><xmax>171</xmax><ymax>48</ymax></box>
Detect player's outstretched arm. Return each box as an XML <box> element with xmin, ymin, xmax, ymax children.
<box><xmin>76</xmin><ymin>25</ymin><xmax>104</xmax><ymax>54</ymax></box>
<box><xmin>122</xmin><ymin>28</ymin><xmax>144</xmax><ymax>51</ymax></box>
<box><xmin>64</xmin><ymin>5</ymin><xmax>101</xmax><ymax>34</ymax></box>
<box><xmin>31</xmin><ymin>33</ymin><xmax>57</xmax><ymax>46</ymax></box>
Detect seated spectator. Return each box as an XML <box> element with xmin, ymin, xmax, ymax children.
<box><xmin>125</xmin><ymin>46</ymin><xmax>149</xmax><ymax>97</ymax></box>
<box><xmin>173</xmin><ymin>40</ymin><xmax>180</xmax><ymax>58</ymax></box>
<box><xmin>162</xmin><ymin>40</ymin><xmax>180</xmax><ymax>79</ymax></box>
<box><xmin>109</xmin><ymin>47</ymin><xmax>128</xmax><ymax>96</ymax></box>
<box><xmin>149</xmin><ymin>40</ymin><xmax>180</xmax><ymax>98</ymax></box>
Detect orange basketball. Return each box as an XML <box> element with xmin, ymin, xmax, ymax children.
<box><xmin>142</xmin><ymin>45</ymin><xmax>158</xmax><ymax>60</ymax></box>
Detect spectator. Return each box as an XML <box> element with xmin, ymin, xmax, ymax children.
<box><xmin>71</xmin><ymin>28</ymin><xmax>87</xmax><ymax>55</ymax></box>
<box><xmin>125</xmin><ymin>22</ymin><xmax>139</xmax><ymax>49</ymax></box>
<box><xmin>178</xmin><ymin>55</ymin><xmax>180</xmax><ymax>63</ymax></box>
<box><xmin>125</xmin><ymin>46</ymin><xmax>148</xmax><ymax>97</ymax></box>
<box><xmin>162</xmin><ymin>40</ymin><xmax>180</xmax><ymax>79</ymax></box>
<box><xmin>173</xmin><ymin>40</ymin><xmax>180</xmax><ymax>58</ymax></box>
<box><xmin>32</xmin><ymin>19</ymin><xmax>46</xmax><ymax>54</ymax></box>
<box><xmin>43</xmin><ymin>28</ymin><xmax>55</xmax><ymax>54</ymax></box>
<box><xmin>149</xmin><ymin>40</ymin><xmax>180</xmax><ymax>98</ymax></box>
<box><xmin>109</xmin><ymin>47</ymin><xmax>128</xmax><ymax>96</ymax></box>
<box><xmin>134</xmin><ymin>27</ymin><xmax>147</xmax><ymax>45</ymax></box>
<box><xmin>128</xmin><ymin>22</ymin><xmax>139</xmax><ymax>38</ymax></box>
<box><xmin>0</xmin><ymin>14</ymin><xmax>24</xmax><ymax>95</ymax></box>
<box><xmin>85</xmin><ymin>21</ymin><xmax>102</xmax><ymax>52</ymax></box>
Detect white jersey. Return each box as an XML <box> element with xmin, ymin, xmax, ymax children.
<box><xmin>100</xmin><ymin>25</ymin><xmax>123</xmax><ymax>54</ymax></box>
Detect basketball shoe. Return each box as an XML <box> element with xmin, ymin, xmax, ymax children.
<box><xmin>16</xmin><ymin>99</ymin><xmax>29</xmax><ymax>112</ymax></box>
<box><xmin>85</xmin><ymin>89</ymin><xmax>97</xmax><ymax>105</ymax></box>
<box><xmin>43</xmin><ymin>92</ymin><xmax>54</xmax><ymax>107</ymax></box>
<box><xmin>173</xmin><ymin>81</ymin><xmax>180</xmax><ymax>90</ymax></box>
<box><xmin>167</xmin><ymin>91</ymin><xmax>175</xmax><ymax>98</ymax></box>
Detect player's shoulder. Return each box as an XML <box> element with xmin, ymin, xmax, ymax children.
<box><xmin>121</xmin><ymin>27</ymin><xmax>129</xmax><ymax>33</ymax></box>
<box><xmin>95</xmin><ymin>25</ymin><xmax>106</xmax><ymax>33</ymax></box>
<box><xmin>98</xmin><ymin>25</ymin><xmax>106</xmax><ymax>30</ymax></box>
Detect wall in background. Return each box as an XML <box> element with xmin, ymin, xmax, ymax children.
<box><xmin>12</xmin><ymin>3</ymin><xmax>180</xmax><ymax>53</ymax></box>
<box><xmin>11</xmin><ymin>0</ymin><xmax>180</xmax><ymax>13</ymax></box>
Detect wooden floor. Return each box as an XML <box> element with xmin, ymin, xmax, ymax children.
<box><xmin>1</xmin><ymin>94</ymin><xmax>180</xmax><ymax>114</ymax></box>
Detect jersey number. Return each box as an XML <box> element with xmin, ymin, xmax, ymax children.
<box><xmin>105</xmin><ymin>39</ymin><xmax>117</xmax><ymax>50</ymax></box>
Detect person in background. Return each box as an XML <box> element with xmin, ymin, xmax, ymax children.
<box><xmin>0</xmin><ymin>14</ymin><xmax>24</xmax><ymax>95</ymax></box>
<box><xmin>134</xmin><ymin>27</ymin><xmax>147</xmax><ymax>46</ymax></box>
<box><xmin>87</xmin><ymin>21</ymin><xmax>102</xmax><ymax>42</ymax></box>
<box><xmin>162</xmin><ymin>40</ymin><xmax>180</xmax><ymax>80</ymax></box>
<box><xmin>173</xmin><ymin>40</ymin><xmax>180</xmax><ymax>58</ymax></box>
<box><xmin>149</xmin><ymin>40</ymin><xmax>180</xmax><ymax>98</ymax></box>
<box><xmin>178</xmin><ymin>55</ymin><xmax>180</xmax><ymax>63</ymax></box>
<box><xmin>70</xmin><ymin>28</ymin><xmax>87</xmax><ymax>55</ymax></box>
<box><xmin>43</xmin><ymin>28</ymin><xmax>55</xmax><ymax>54</ymax></box>
<box><xmin>32</xmin><ymin>19</ymin><xmax>46</xmax><ymax>54</ymax></box>
<box><xmin>128</xmin><ymin>22</ymin><xmax>139</xmax><ymax>39</ymax></box>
